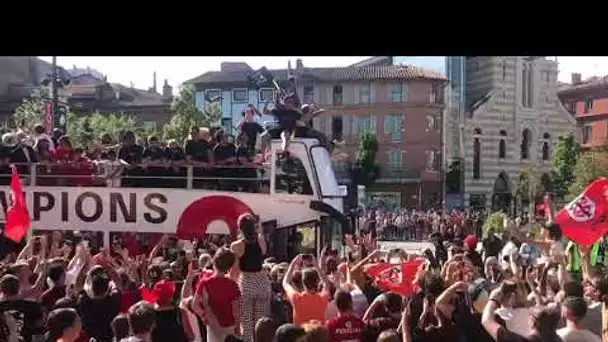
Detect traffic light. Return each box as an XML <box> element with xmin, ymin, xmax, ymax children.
<box><xmin>54</xmin><ymin>105</ymin><xmax>67</xmax><ymax>134</ymax></box>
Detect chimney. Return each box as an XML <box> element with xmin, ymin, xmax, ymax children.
<box><xmin>220</xmin><ymin>62</ymin><xmax>252</xmax><ymax>72</ymax></box>
<box><xmin>162</xmin><ymin>79</ymin><xmax>173</xmax><ymax>97</ymax></box>
<box><xmin>572</xmin><ymin>73</ymin><xmax>582</xmax><ymax>84</ymax></box>
<box><xmin>151</xmin><ymin>72</ymin><xmax>157</xmax><ymax>93</ymax></box>
<box><xmin>295</xmin><ymin>58</ymin><xmax>304</xmax><ymax>78</ymax></box>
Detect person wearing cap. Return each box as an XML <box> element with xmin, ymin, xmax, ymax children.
<box><xmin>464</xmin><ymin>234</ymin><xmax>483</xmax><ymax>272</ymax></box>
<box><xmin>558</xmin><ymin>296</ymin><xmax>602</xmax><ymax>342</ymax></box>
<box><xmin>150</xmin><ymin>279</ymin><xmax>187</xmax><ymax>342</ymax></box>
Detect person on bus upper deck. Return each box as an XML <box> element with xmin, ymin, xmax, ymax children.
<box><xmin>142</xmin><ymin>135</ymin><xmax>167</xmax><ymax>188</ymax></box>
<box><xmin>5</xmin><ymin>132</ymin><xmax>37</xmax><ymax>177</ymax></box>
<box><xmin>213</xmin><ymin>130</ymin><xmax>237</xmax><ymax>191</ymax></box>
<box><xmin>70</xmin><ymin>147</ymin><xmax>94</xmax><ymax>187</ymax></box>
<box><xmin>118</xmin><ymin>131</ymin><xmax>144</xmax><ymax>188</ymax></box>
<box><xmin>164</xmin><ymin>139</ymin><xmax>186</xmax><ymax>188</ymax></box>
<box><xmin>235</xmin><ymin>132</ymin><xmax>258</xmax><ymax>192</ymax></box>
<box><xmin>185</xmin><ymin>127</ymin><xmax>214</xmax><ymax>189</ymax></box>
<box><xmin>236</xmin><ymin>104</ymin><xmax>264</xmax><ymax>152</ymax></box>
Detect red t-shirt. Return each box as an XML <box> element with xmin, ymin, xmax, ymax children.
<box><xmin>40</xmin><ymin>285</ymin><xmax>66</xmax><ymax>312</ymax></box>
<box><xmin>196</xmin><ymin>275</ymin><xmax>241</xmax><ymax>327</ymax></box>
<box><xmin>325</xmin><ymin>314</ymin><xmax>365</xmax><ymax>342</ymax></box>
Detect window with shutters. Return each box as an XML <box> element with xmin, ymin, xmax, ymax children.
<box><xmin>258</xmin><ymin>88</ymin><xmax>274</xmax><ymax>103</ymax></box>
<box><xmin>426</xmin><ymin>150</ymin><xmax>440</xmax><ymax>171</ymax></box>
<box><xmin>521</xmin><ymin>61</ymin><xmax>533</xmax><ymax>108</ymax></box>
<box><xmin>232</xmin><ymin>88</ymin><xmax>248</xmax><ymax>102</ymax></box>
<box><xmin>521</xmin><ymin>129</ymin><xmax>531</xmax><ymax>160</ymax></box>
<box><xmin>498</xmin><ymin>130</ymin><xmax>507</xmax><ymax>159</ymax></box>
<box><xmin>584</xmin><ymin>99</ymin><xmax>593</xmax><ymax>114</ymax></box>
<box><xmin>303</xmin><ymin>85</ymin><xmax>314</xmax><ymax>103</ymax></box>
<box><xmin>426</xmin><ymin>115</ymin><xmax>438</xmax><ymax>132</ymax></box>
<box><xmin>384</xmin><ymin>115</ymin><xmax>402</xmax><ymax>142</ymax></box>
<box><xmin>582</xmin><ymin>125</ymin><xmax>592</xmax><ymax>144</ymax></box>
<box><xmin>473</xmin><ymin>139</ymin><xmax>481</xmax><ymax>179</ymax></box>
<box><xmin>387</xmin><ymin>150</ymin><xmax>402</xmax><ymax>170</ymax></box>
<box><xmin>333</xmin><ymin>85</ymin><xmax>343</xmax><ymax>105</ymax></box>
<box><xmin>359</xmin><ymin>84</ymin><xmax>370</xmax><ymax>104</ymax></box>
<box><xmin>389</xmin><ymin>84</ymin><xmax>403</xmax><ymax>103</ymax></box>
<box><xmin>357</xmin><ymin>117</ymin><xmax>372</xmax><ymax>135</ymax></box>
<box><xmin>331</xmin><ymin>116</ymin><xmax>343</xmax><ymax>141</ymax></box>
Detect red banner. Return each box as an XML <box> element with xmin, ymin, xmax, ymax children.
<box><xmin>44</xmin><ymin>101</ymin><xmax>52</xmax><ymax>134</ymax></box>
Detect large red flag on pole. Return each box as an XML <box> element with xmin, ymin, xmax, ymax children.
<box><xmin>554</xmin><ymin>177</ymin><xmax>608</xmax><ymax>246</ymax></box>
<box><xmin>3</xmin><ymin>167</ymin><xmax>30</xmax><ymax>242</ymax></box>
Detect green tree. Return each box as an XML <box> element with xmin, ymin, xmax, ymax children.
<box><xmin>567</xmin><ymin>148</ymin><xmax>608</xmax><ymax>200</ymax></box>
<box><xmin>163</xmin><ymin>85</ymin><xmax>221</xmax><ymax>144</ymax></box>
<box><xmin>350</xmin><ymin>132</ymin><xmax>380</xmax><ymax>186</ymax></box>
<box><xmin>550</xmin><ymin>134</ymin><xmax>579</xmax><ymax>200</ymax></box>
<box><xmin>13</xmin><ymin>88</ymin><xmax>50</xmax><ymax>131</ymax></box>
<box><xmin>67</xmin><ymin>112</ymin><xmax>156</xmax><ymax>148</ymax></box>
<box><xmin>516</xmin><ymin>165</ymin><xmax>552</xmax><ymax>214</ymax></box>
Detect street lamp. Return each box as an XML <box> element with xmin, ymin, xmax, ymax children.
<box><xmin>40</xmin><ymin>56</ymin><xmax>70</xmax><ymax>134</ymax></box>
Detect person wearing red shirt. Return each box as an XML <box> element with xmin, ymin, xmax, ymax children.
<box><xmin>70</xmin><ymin>148</ymin><xmax>94</xmax><ymax>186</ymax></box>
<box><xmin>194</xmin><ymin>248</ymin><xmax>241</xmax><ymax>342</ymax></box>
<box><xmin>326</xmin><ymin>290</ymin><xmax>365</xmax><ymax>342</ymax></box>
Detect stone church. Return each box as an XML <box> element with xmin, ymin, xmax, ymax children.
<box><xmin>462</xmin><ymin>57</ymin><xmax>576</xmax><ymax>211</ymax></box>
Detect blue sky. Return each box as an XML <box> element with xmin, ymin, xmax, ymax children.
<box><xmin>39</xmin><ymin>56</ymin><xmax>608</xmax><ymax>91</ymax></box>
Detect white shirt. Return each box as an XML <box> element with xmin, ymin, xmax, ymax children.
<box><xmin>557</xmin><ymin>326</ymin><xmax>602</xmax><ymax>342</ymax></box>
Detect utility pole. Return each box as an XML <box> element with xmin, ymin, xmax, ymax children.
<box><xmin>49</xmin><ymin>56</ymin><xmax>67</xmax><ymax>134</ymax></box>
<box><xmin>51</xmin><ymin>56</ymin><xmax>59</xmax><ymax>131</ymax></box>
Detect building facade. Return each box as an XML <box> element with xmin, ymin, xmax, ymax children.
<box><xmin>558</xmin><ymin>73</ymin><xmax>606</xmax><ymax>149</ymax></box>
<box><xmin>61</xmin><ymin>71</ymin><xmax>173</xmax><ymax>130</ymax></box>
<box><xmin>462</xmin><ymin>57</ymin><xmax>576</xmax><ymax>211</ymax></box>
<box><xmin>184</xmin><ymin>59</ymin><xmax>447</xmax><ymax>209</ymax></box>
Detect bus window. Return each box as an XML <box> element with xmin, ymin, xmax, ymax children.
<box><xmin>274</xmin><ymin>152</ymin><xmax>313</xmax><ymax>195</ymax></box>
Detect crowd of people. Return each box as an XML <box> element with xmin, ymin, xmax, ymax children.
<box><xmin>0</xmin><ymin>194</ymin><xmax>607</xmax><ymax>342</ymax></box>
<box><xmin>357</xmin><ymin>208</ymin><xmax>484</xmax><ymax>242</ymax></box>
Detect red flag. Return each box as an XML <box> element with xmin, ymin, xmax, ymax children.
<box><xmin>554</xmin><ymin>177</ymin><xmax>608</xmax><ymax>246</ymax></box>
<box><xmin>364</xmin><ymin>259</ymin><xmax>424</xmax><ymax>297</ymax></box>
<box><xmin>3</xmin><ymin>167</ymin><xmax>30</xmax><ymax>242</ymax></box>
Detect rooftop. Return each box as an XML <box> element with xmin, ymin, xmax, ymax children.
<box><xmin>183</xmin><ymin>60</ymin><xmax>446</xmax><ymax>85</ymax></box>
<box><xmin>558</xmin><ymin>74</ymin><xmax>608</xmax><ymax>94</ymax></box>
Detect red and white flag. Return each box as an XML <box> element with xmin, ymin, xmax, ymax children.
<box><xmin>3</xmin><ymin>167</ymin><xmax>30</xmax><ymax>242</ymax></box>
<box><xmin>364</xmin><ymin>259</ymin><xmax>425</xmax><ymax>297</ymax></box>
<box><xmin>554</xmin><ymin>177</ymin><xmax>608</xmax><ymax>246</ymax></box>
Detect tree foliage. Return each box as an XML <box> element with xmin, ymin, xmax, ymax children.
<box><xmin>13</xmin><ymin>88</ymin><xmax>50</xmax><ymax>132</ymax></box>
<box><xmin>350</xmin><ymin>132</ymin><xmax>380</xmax><ymax>186</ymax></box>
<box><xmin>483</xmin><ymin>211</ymin><xmax>507</xmax><ymax>237</ymax></box>
<box><xmin>550</xmin><ymin>134</ymin><xmax>579</xmax><ymax>200</ymax></box>
<box><xmin>163</xmin><ymin>85</ymin><xmax>221</xmax><ymax>144</ymax></box>
<box><xmin>567</xmin><ymin>148</ymin><xmax>608</xmax><ymax>200</ymax></box>
<box><xmin>67</xmin><ymin>112</ymin><xmax>156</xmax><ymax>148</ymax></box>
<box><xmin>516</xmin><ymin>166</ymin><xmax>552</xmax><ymax>207</ymax></box>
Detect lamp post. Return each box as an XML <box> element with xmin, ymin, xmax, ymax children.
<box><xmin>41</xmin><ymin>56</ymin><xmax>70</xmax><ymax>134</ymax></box>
